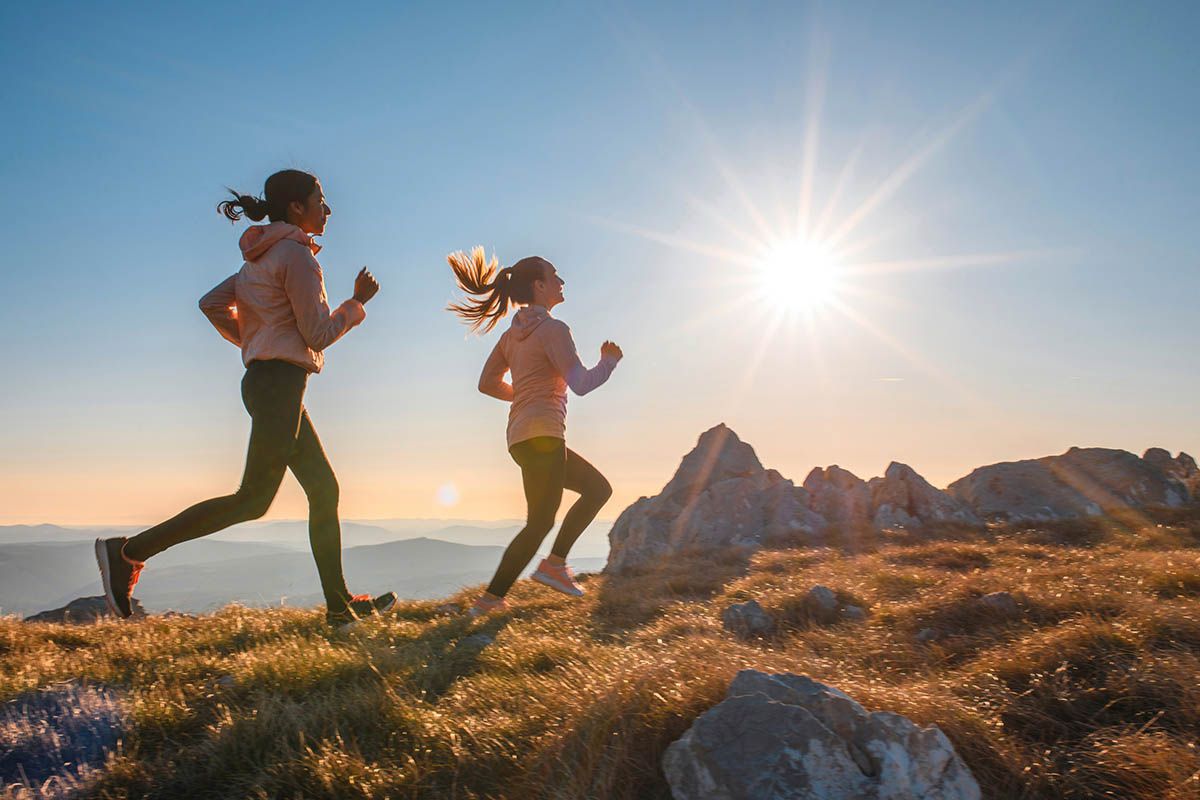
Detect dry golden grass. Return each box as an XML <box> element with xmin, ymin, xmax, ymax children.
<box><xmin>3</xmin><ymin>510</ymin><xmax>1200</xmax><ymax>799</ymax></box>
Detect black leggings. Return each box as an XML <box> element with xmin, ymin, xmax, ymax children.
<box><xmin>123</xmin><ymin>359</ymin><xmax>352</xmax><ymax>611</ymax></box>
<box><xmin>485</xmin><ymin>436</ymin><xmax>612</xmax><ymax>598</ymax></box>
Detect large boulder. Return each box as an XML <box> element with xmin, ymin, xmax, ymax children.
<box><xmin>947</xmin><ymin>446</ymin><xmax>1192</xmax><ymax>522</ymax></box>
<box><xmin>663</xmin><ymin>670</ymin><xmax>980</xmax><ymax>799</ymax></box>
<box><xmin>868</xmin><ymin>462</ymin><xmax>981</xmax><ymax>529</ymax></box>
<box><xmin>803</xmin><ymin>465</ymin><xmax>872</xmax><ymax>529</ymax></box>
<box><xmin>605</xmin><ymin>425</ymin><xmax>824</xmax><ymax>573</ymax></box>
<box><xmin>24</xmin><ymin>596</ymin><xmax>145</xmax><ymax>624</ymax></box>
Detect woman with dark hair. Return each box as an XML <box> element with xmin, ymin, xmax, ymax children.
<box><xmin>447</xmin><ymin>248</ymin><xmax>622</xmax><ymax>617</ymax></box>
<box><xmin>96</xmin><ymin>169</ymin><xmax>395</xmax><ymax>630</ymax></box>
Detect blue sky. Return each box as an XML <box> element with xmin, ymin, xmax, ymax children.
<box><xmin>2</xmin><ymin>1</ymin><xmax>1197</xmax><ymax>523</ymax></box>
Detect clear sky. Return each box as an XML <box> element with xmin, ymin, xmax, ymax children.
<box><xmin>2</xmin><ymin>1</ymin><xmax>1197</xmax><ymax>525</ymax></box>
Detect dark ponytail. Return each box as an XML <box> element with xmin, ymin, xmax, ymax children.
<box><xmin>446</xmin><ymin>249</ymin><xmax>552</xmax><ymax>333</ymax></box>
<box><xmin>217</xmin><ymin>169</ymin><xmax>318</xmax><ymax>224</ymax></box>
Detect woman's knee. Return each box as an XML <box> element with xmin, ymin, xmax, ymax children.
<box><xmin>235</xmin><ymin>484</ymin><xmax>277</xmax><ymax>521</ymax></box>
<box><xmin>589</xmin><ymin>476</ymin><xmax>613</xmax><ymax>505</ymax></box>
<box><xmin>306</xmin><ymin>475</ymin><xmax>340</xmax><ymax>512</ymax></box>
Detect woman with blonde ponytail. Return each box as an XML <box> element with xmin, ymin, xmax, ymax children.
<box><xmin>448</xmin><ymin>248</ymin><xmax>622</xmax><ymax>617</ymax></box>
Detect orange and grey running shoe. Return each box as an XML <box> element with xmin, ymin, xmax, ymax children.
<box><xmin>531</xmin><ymin>558</ymin><xmax>585</xmax><ymax>597</ymax></box>
<box><xmin>467</xmin><ymin>594</ymin><xmax>510</xmax><ymax>618</ymax></box>
<box><xmin>95</xmin><ymin>537</ymin><xmax>144</xmax><ymax>619</ymax></box>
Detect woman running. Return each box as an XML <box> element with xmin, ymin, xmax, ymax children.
<box><xmin>447</xmin><ymin>248</ymin><xmax>622</xmax><ymax>616</ymax></box>
<box><xmin>96</xmin><ymin>169</ymin><xmax>395</xmax><ymax>630</ymax></box>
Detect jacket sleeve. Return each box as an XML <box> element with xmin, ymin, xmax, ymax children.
<box><xmin>281</xmin><ymin>244</ymin><xmax>366</xmax><ymax>352</ymax></box>
<box><xmin>198</xmin><ymin>274</ymin><xmax>242</xmax><ymax>346</ymax></box>
<box><xmin>542</xmin><ymin>320</ymin><xmax>618</xmax><ymax>396</ymax></box>
<box><xmin>478</xmin><ymin>335</ymin><xmax>514</xmax><ymax>402</ymax></box>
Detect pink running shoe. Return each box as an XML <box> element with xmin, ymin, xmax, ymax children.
<box><xmin>531</xmin><ymin>558</ymin><xmax>585</xmax><ymax>597</ymax></box>
<box><xmin>467</xmin><ymin>594</ymin><xmax>510</xmax><ymax>618</ymax></box>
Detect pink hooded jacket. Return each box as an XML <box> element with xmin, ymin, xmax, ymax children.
<box><xmin>199</xmin><ymin>222</ymin><xmax>366</xmax><ymax>373</ymax></box>
<box><xmin>479</xmin><ymin>305</ymin><xmax>619</xmax><ymax>448</ymax></box>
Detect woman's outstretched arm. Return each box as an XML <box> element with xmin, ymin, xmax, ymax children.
<box><xmin>478</xmin><ymin>336</ymin><xmax>514</xmax><ymax>402</ymax></box>
<box><xmin>543</xmin><ymin>320</ymin><xmax>619</xmax><ymax>396</ymax></box>
<box><xmin>198</xmin><ymin>274</ymin><xmax>242</xmax><ymax>346</ymax></box>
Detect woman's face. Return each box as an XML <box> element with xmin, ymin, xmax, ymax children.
<box><xmin>290</xmin><ymin>182</ymin><xmax>332</xmax><ymax>235</ymax></box>
<box><xmin>534</xmin><ymin>263</ymin><xmax>565</xmax><ymax>309</ymax></box>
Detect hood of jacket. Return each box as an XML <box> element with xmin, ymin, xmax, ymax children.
<box><xmin>509</xmin><ymin>305</ymin><xmax>551</xmax><ymax>341</ymax></box>
<box><xmin>238</xmin><ymin>222</ymin><xmax>322</xmax><ymax>261</ymax></box>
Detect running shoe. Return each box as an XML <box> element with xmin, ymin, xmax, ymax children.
<box><xmin>467</xmin><ymin>594</ymin><xmax>510</xmax><ymax>618</ymax></box>
<box><xmin>95</xmin><ymin>537</ymin><xmax>144</xmax><ymax>619</ymax></box>
<box><xmin>326</xmin><ymin>591</ymin><xmax>397</xmax><ymax>631</ymax></box>
<box><xmin>531</xmin><ymin>558</ymin><xmax>585</xmax><ymax>597</ymax></box>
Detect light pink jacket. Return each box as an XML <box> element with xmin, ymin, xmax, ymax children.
<box><xmin>479</xmin><ymin>306</ymin><xmax>619</xmax><ymax>448</ymax></box>
<box><xmin>199</xmin><ymin>223</ymin><xmax>366</xmax><ymax>373</ymax></box>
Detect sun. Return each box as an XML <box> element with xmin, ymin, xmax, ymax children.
<box><xmin>757</xmin><ymin>237</ymin><xmax>841</xmax><ymax>312</ymax></box>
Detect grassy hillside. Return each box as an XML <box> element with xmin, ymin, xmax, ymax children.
<box><xmin>4</xmin><ymin>510</ymin><xmax>1200</xmax><ymax>799</ymax></box>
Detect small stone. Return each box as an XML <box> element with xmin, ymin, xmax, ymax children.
<box><xmin>721</xmin><ymin>599</ymin><xmax>776</xmax><ymax>639</ymax></box>
<box><xmin>841</xmin><ymin>605</ymin><xmax>867</xmax><ymax>622</ymax></box>
<box><xmin>806</xmin><ymin>585</ymin><xmax>838</xmax><ymax>612</ymax></box>
<box><xmin>916</xmin><ymin>627</ymin><xmax>940</xmax><ymax>643</ymax></box>
<box><xmin>980</xmin><ymin>591</ymin><xmax>1018</xmax><ymax>614</ymax></box>
<box><xmin>215</xmin><ymin>674</ymin><xmax>236</xmax><ymax>688</ymax></box>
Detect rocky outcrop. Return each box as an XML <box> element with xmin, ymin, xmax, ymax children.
<box><xmin>606</xmin><ymin>425</ymin><xmax>825</xmax><ymax>573</ymax></box>
<box><xmin>606</xmin><ymin>426</ymin><xmax>1198</xmax><ymax>573</ymax></box>
<box><xmin>804</xmin><ymin>466</ymin><xmax>872</xmax><ymax>529</ymax></box>
<box><xmin>1143</xmin><ymin>448</ymin><xmax>1200</xmax><ymax>496</ymax></box>
<box><xmin>947</xmin><ymin>446</ymin><xmax>1194</xmax><ymax>522</ymax></box>
<box><xmin>869</xmin><ymin>463</ymin><xmax>981</xmax><ymax>529</ymax></box>
<box><xmin>721</xmin><ymin>600</ymin><xmax>775</xmax><ymax>639</ymax></box>
<box><xmin>663</xmin><ymin>670</ymin><xmax>980</xmax><ymax>799</ymax></box>
<box><xmin>24</xmin><ymin>596</ymin><xmax>145</xmax><ymax>624</ymax></box>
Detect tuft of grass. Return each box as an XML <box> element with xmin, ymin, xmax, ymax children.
<box><xmin>3</xmin><ymin>508</ymin><xmax>1200</xmax><ymax>799</ymax></box>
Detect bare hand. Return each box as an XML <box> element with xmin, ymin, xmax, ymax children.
<box><xmin>601</xmin><ymin>340</ymin><xmax>623</xmax><ymax>362</ymax></box>
<box><xmin>353</xmin><ymin>267</ymin><xmax>379</xmax><ymax>304</ymax></box>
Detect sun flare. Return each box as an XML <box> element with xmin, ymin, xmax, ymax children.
<box><xmin>757</xmin><ymin>237</ymin><xmax>841</xmax><ymax>312</ymax></box>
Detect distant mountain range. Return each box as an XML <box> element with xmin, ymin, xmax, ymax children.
<box><xmin>0</xmin><ymin>520</ymin><xmax>612</xmax><ymax>618</ymax></box>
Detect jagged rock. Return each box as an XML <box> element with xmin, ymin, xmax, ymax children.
<box><xmin>1144</xmin><ymin>448</ymin><xmax>1200</xmax><ymax>497</ymax></box>
<box><xmin>916</xmin><ymin>628</ymin><xmax>940</xmax><ymax>644</ymax></box>
<box><xmin>24</xmin><ymin>596</ymin><xmax>145</xmax><ymax>624</ymax></box>
<box><xmin>722</xmin><ymin>600</ymin><xmax>775</xmax><ymax>639</ymax></box>
<box><xmin>804</xmin><ymin>465</ymin><xmax>872</xmax><ymax>529</ymax></box>
<box><xmin>869</xmin><ymin>463</ymin><xmax>980</xmax><ymax>529</ymax></box>
<box><xmin>979</xmin><ymin>592</ymin><xmax>1018</xmax><ymax>615</ymax></box>
<box><xmin>947</xmin><ymin>446</ymin><xmax>1193</xmax><ymax>521</ymax></box>
<box><xmin>663</xmin><ymin>670</ymin><xmax>981</xmax><ymax>800</ymax></box>
<box><xmin>842</xmin><ymin>605</ymin><xmax>868</xmax><ymax>623</ymax></box>
<box><xmin>606</xmin><ymin>424</ymin><xmax>825</xmax><ymax>573</ymax></box>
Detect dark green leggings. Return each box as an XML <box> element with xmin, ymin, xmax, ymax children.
<box><xmin>485</xmin><ymin>436</ymin><xmax>612</xmax><ymax>598</ymax></box>
<box><xmin>123</xmin><ymin>359</ymin><xmax>352</xmax><ymax>612</ymax></box>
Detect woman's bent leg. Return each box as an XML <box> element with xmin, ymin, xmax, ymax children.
<box><xmin>549</xmin><ymin>448</ymin><xmax>613</xmax><ymax>559</ymax></box>
<box><xmin>122</xmin><ymin>362</ymin><xmax>304</xmax><ymax>562</ymax></box>
<box><xmin>484</xmin><ymin>438</ymin><xmax>566</xmax><ymax>598</ymax></box>
<box><xmin>288</xmin><ymin>409</ymin><xmax>352</xmax><ymax>612</ymax></box>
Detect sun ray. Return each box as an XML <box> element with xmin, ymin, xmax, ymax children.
<box><xmin>824</xmin><ymin>89</ymin><xmax>996</xmax><ymax>249</ymax></box>
<box><xmin>811</xmin><ymin>137</ymin><xmax>866</xmax><ymax>242</ymax></box>
<box><xmin>796</xmin><ymin>30</ymin><xmax>831</xmax><ymax>238</ymax></box>
<box><xmin>845</xmin><ymin>247</ymin><xmax>1077</xmax><ymax>276</ymax></box>
<box><xmin>585</xmin><ymin>215</ymin><xmax>758</xmax><ymax>268</ymax></box>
